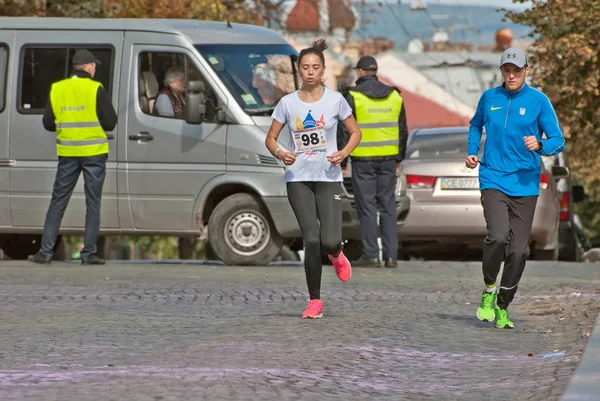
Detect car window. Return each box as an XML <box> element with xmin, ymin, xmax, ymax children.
<box><xmin>407</xmin><ymin>132</ymin><xmax>485</xmax><ymax>159</ymax></box>
<box><xmin>0</xmin><ymin>44</ymin><xmax>7</xmax><ymax>113</ymax></box>
<box><xmin>18</xmin><ymin>46</ymin><xmax>113</xmax><ymax>113</ymax></box>
<box><xmin>138</xmin><ymin>50</ymin><xmax>218</xmax><ymax>123</ymax></box>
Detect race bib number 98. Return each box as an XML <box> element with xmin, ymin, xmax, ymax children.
<box><xmin>294</xmin><ymin>128</ymin><xmax>327</xmax><ymax>153</ymax></box>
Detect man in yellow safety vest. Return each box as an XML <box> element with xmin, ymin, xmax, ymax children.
<box><xmin>339</xmin><ymin>56</ymin><xmax>408</xmax><ymax>268</ymax></box>
<box><xmin>28</xmin><ymin>49</ymin><xmax>117</xmax><ymax>265</ymax></box>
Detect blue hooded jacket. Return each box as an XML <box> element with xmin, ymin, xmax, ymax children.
<box><xmin>468</xmin><ymin>83</ymin><xmax>565</xmax><ymax>197</ymax></box>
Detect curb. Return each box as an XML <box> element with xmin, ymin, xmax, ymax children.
<box><xmin>561</xmin><ymin>312</ymin><xmax>600</xmax><ymax>401</ymax></box>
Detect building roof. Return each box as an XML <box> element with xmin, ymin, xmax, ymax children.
<box><xmin>0</xmin><ymin>17</ymin><xmax>289</xmax><ymax>45</ymax></box>
<box><xmin>282</xmin><ymin>0</ymin><xmax>358</xmax><ymax>33</ymax></box>
<box><xmin>285</xmin><ymin>0</ymin><xmax>321</xmax><ymax>32</ymax></box>
<box><xmin>378</xmin><ymin>74</ymin><xmax>471</xmax><ymax>131</ymax></box>
<box><xmin>396</xmin><ymin>51</ymin><xmax>504</xmax><ymax>108</ymax></box>
<box><xmin>326</xmin><ymin>0</ymin><xmax>358</xmax><ymax>32</ymax></box>
<box><xmin>399</xmin><ymin>50</ymin><xmax>502</xmax><ymax>68</ymax></box>
<box><xmin>373</xmin><ymin>51</ymin><xmax>475</xmax><ymax>119</ymax></box>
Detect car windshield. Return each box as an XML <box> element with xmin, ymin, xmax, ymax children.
<box><xmin>407</xmin><ymin>131</ymin><xmax>485</xmax><ymax>159</ymax></box>
<box><xmin>195</xmin><ymin>44</ymin><xmax>298</xmax><ymax>116</ymax></box>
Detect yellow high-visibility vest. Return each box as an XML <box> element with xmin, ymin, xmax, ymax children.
<box><xmin>50</xmin><ymin>76</ymin><xmax>108</xmax><ymax>157</ymax></box>
<box><xmin>349</xmin><ymin>89</ymin><xmax>402</xmax><ymax>157</ymax></box>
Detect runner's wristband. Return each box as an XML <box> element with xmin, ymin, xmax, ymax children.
<box><xmin>536</xmin><ymin>141</ymin><xmax>543</xmax><ymax>154</ymax></box>
<box><xmin>274</xmin><ymin>148</ymin><xmax>281</xmax><ymax>158</ymax></box>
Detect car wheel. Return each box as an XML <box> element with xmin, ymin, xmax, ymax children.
<box><xmin>558</xmin><ymin>227</ymin><xmax>581</xmax><ymax>262</ymax></box>
<box><xmin>0</xmin><ymin>234</ymin><xmax>64</xmax><ymax>260</ymax></box>
<box><xmin>559</xmin><ymin>245</ymin><xmax>579</xmax><ymax>262</ymax></box>
<box><xmin>398</xmin><ymin>242</ymin><xmax>411</xmax><ymax>261</ymax></box>
<box><xmin>208</xmin><ymin>193</ymin><xmax>283</xmax><ymax>266</ymax></box>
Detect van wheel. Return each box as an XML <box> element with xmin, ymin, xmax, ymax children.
<box><xmin>208</xmin><ymin>193</ymin><xmax>283</xmax><ymax>266</ymax></box>
<box><xmin>0</xmin><ymin>234</ymin><xmax>63</xmax><ymax>260</ymax></box>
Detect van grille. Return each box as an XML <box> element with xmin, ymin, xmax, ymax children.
<box><xmin>256</xmin><ymin>154</ymin><xmax>280</xmax><ymax>166</ymax></box>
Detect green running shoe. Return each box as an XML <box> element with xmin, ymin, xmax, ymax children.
<box><xmin>495</xmin><ymin>307</ymin><xmax>514</xmax><ymax>329</ymax></box>
<box><xmin>477</xmin><ymin>290</ymin><xmax>496</xmax><ymax>322</ymax></box>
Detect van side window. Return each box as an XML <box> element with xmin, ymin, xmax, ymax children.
<box><xmin>18</xmin><ymin>46</ymin><xmax>113</xmax><ymax>113</ymax></box>
<box><xmin>0</xmin><ymin>44</ymin><xmax>8</xmax><ymax>113</ymax></box>
<box><xmin>138</xmin><ymin>51</ymin><xmax>218</xmax><ymax>123</ymax></box>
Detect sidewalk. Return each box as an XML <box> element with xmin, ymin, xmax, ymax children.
<box><xmin>561</xmin><ymin>313</ymin><xmax>600</xmax><ymax>401</ymax></box>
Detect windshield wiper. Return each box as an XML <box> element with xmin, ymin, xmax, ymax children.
<box><xmin>246</xmin><ymin>106</ymin><xmax>276</xmax><ymax>116</ymax></box>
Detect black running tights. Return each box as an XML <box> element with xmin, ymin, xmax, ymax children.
<box><xmin>287</xmin><ymin>181</ymin><xmax>343</xmax><ymax>300</ymax></box>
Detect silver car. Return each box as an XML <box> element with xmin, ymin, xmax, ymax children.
<box><xmin>398</xmin><ymin>127</ymin><xmax>567</xmax><ymax>260</ymax></box>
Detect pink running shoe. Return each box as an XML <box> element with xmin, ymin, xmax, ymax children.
<box><xmin>302</xmin><ymin>299</ymin><xmax>323</xmax><ymax>319</ymax></box>
<box><xmin>329</xmin><ymin>251</ymin><xmax>352</xmax><ymax>282</ymax></box>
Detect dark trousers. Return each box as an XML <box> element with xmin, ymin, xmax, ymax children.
<box><xmin>40</xmin><ymin>154</ymin><xmax>107</xmax><ymax>258</ymax></box>
<box><xmin>352</xmin><ymin>160</ymin><xmax>398</xmax><ymax>260</ymax></box>
<box><xmin>287</xmin><ymin>182</ymin><xmax>343</xmax><ymax>300</ymax></box>
<box><xmin>481</xmin><ymin>189</ymin><xmax>538</xmax><ymax>309</ymax></box>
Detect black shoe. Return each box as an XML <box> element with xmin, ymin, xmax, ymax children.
<box><xmin>353</xmin><ymin>257</ymin><xmax>381</xmax><ymax>268</ymax></box>
<box><xmin>384</xmin><ymin>258</ymin><xmax>397</xmax><ymax>268</ymax></box>
<box><xmin>81</xmin><ymin>255</ymin><xmax>105</xmax><ymax>265</ymax></box>
<box><xmin>27</xmin><ymin>253</ymin><xmax>51</xmax><ymax>265</ymax></box>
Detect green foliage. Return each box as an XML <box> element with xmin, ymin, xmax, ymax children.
<box><xmin>104</xmin><ymin>0</ymin><xmax>256</xmax><ymax>22</ymax></box>
<box><xmin>506</xmin><ymin>0</ymin><xmax>600</xmax><ymax>241</ymax></box>
<box><xmin>64</xmin><ymin>235</ymin><xmax>208</xmax><ymax>260</ymax></box>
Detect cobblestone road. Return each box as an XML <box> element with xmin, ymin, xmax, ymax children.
<box><xmin>0</xmin><ymin>260</ymin><xmax>598</xmax><ymax>401</ymax></box>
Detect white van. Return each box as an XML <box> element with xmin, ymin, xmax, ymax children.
<box><xmin>0</xmin><ymin>17</ymin><xmax>410</xmax><ymax>265</ymax></box>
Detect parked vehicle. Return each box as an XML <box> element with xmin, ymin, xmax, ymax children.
<box><xmin>398</xmin><ymin>127</ymin><xmax>567</xmax><ymax>260</ymax></box>
<box><xmin>0</xmin><ymin>17</ymin><xmax>411</xmax><ymax>265</ymax></box>
<box><xmin>329</xmin><ymin>161</ymin><xmax>410</xmax><ymax>262</ymax></box>
<box><xmin>544</xmin><ymin>152</ymin><xmax>587</xmax><ymax>261</ymax></box>
<box><xmin>573</xmin><ymin>213</ymin><xmax>592</xmax><ymax>253</ymax></box>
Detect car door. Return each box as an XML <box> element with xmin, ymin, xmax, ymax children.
<box><xmin>119</xmin><ymin>33</ymin><xmax>227</xmax><ymax>231</ymax></box>
<box><xmin>8</xmin><ymin>30</ymin><xmax>122</xmax><ymax>229</ymax></box>
<box><xmin>0</xmin><ymin>32</ymin><xmax>14</xmax><ymax>227</ymax></box>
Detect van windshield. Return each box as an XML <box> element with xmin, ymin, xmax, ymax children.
<box><xmin>195</xmin><ymin>44</ymin><xmax>298</xmax><ymax>116</ymax></box>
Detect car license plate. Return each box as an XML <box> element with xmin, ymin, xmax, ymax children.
<box><xmin>440</xmin><ymin>177</ymin><xmax>479</xmax><ymax>190</ymax></box>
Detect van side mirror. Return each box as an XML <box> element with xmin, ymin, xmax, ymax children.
<box><xmin>184</xmin><ymin>80</ymin><xmax>206</xmax><ymax>124</ymax></box>
<box><xmin>551</xmin><ymin>165</ymin><xmax>569</xmax><ymax>179</ymax></box>
<box><xmin>572</xmin><ymin>185</ymin><xmax>585</xmax><ymax>203</ymax></box>
<box><xmin>216</xmin><ymin>109</ymin><xmax>231</xmax><ymax>123</ymax></box>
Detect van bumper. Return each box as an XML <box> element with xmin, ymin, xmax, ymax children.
<box><xmin>263</xmin><ymin>194</ymin><xmax>410</xmax><ymax>241</ymax></box>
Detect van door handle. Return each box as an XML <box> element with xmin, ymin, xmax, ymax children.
<box><xmin>129</xmin><ymin>132</ymin><xmax>154</xmax><ymax>142</ymax></box>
